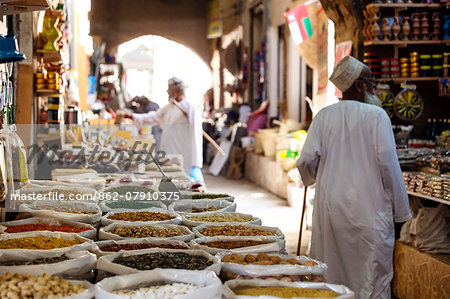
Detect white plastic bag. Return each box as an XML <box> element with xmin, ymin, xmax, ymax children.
<box><xmin>96</xmin><ymin>248</ymin><xmax>221</xmax><ymax>276</ymax></box>
<box><xmin>168</xmin><ymin>199</ymin><xmax>236</xmax><ymax>215</ymax></box>
<box><xmin>0</xmin><ymin>217</ymin><xmax>97</xmax><ymax>239</ymax></box>
<box><xmin>189</xmin><ymin>237</ymin><xmax>286</xmax><ymax>255</ymax></box>
<box><xmin>101</xmin><ymin>208</ymin><xmax>181</xmax><ymax>226</ymax></box>
<box><xmin>99</xmin><ymin>200</ymin><xmax>167</xmax><ymax>212</ymax></box>
<box><xmin>18</xmin><ymin>200</ymin><xmax>102</xmax><ymax>224</ymax></box>
<box><xmin>415</xmin><ymin>204</ymin><xmax>450</xmax><ymax>254</ymax></box>
<box><xmin>93</xmin><ymin>239</ymin><xmax>189</xmax><ymax>257</ymax></box>
<box><xmin>223</xmin><ymin>279</ymin><xmax>354</xmax><ymax>299</ymax></box>
<box><xmin>193</xmin><ymin>223</ymin><xmax>284</xmax><ymax>239</ymax></box>
<box><xmin>0</xmin><ymin>231</ymin><xmax>93</xmax><ymax>255</ymax></box>
<box><xmin>216</xmin><ymin>252</ymin><xmax>327</xmax><ymax>277</ymax></box>
<box><xmin>182</xmin><ymin>212</ymin><xmax>261</xmax><ymax>228</ymax></box>
<box><xmin>95</xmin><ymin>269</ymin><xmax>222</xmax><ymax>299</ymax></box>
<box><xmin>0</xmin><ymin>250</ymin><xmax>96</xmax><ymax>277</ymax></box>
<box><xmin>99</xmin><ymin>223</ymin><xmax>194</xmax><ymax>242</ymax></box>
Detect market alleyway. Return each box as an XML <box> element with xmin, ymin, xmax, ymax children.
<box><xmin>204</xmin><ymin>174</ymin><xmax>311</xmax><ymax>255</ymax></box>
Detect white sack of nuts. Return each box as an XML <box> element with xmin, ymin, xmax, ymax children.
<box><xmin>216</xmin><ymin>252</ymin><xmax>327</xmax><ymax>278</ymax></box>
<box><xmin>95</xmin><ymin>269</ymin><xmax>222</xmax><ymax>299</ymax></box>
<box><xmin>101</xmin><ymin>208</ymin><xmax>181</xmax><ymax>226</ymax></box>
<box><xmin>189</xmin><ymin>236</ymin><xmax>286</xmax><ymax>255</ymax></box>
<box><xmin>168</xmin><ymin>199</ymin><xmax>236</xmax><ymax>215</ymax></box>
<box><xmin>99</xmin><ymin>223</ymin><xmax>194</xmax><ymax>242</ymax></box>
<box><xmin>0</xmin><ymin>217</ymin><xmax>97</xmax><ymax>239</ymax></box>
<box><xmin>193</xmin><ymin>223</ymin><xmax>285</xmax><ymax>239</ymax></box>
<box><xmin>19</xmin><ymin>200</ymin><xmax>102</xmax><ymax>224</ymax></box>
<box><xmin>96</xmin><ymin>248</ymin><xmax>221</xmax><ymax>276</ymax></box>
<box><xmin>0</xmin><ymin>250</ymin><xmax>97</xmax><ymax>277</ymax></box>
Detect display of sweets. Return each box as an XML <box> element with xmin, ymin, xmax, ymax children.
<box><xmin>113</xmin><ymin>252</ymin><xmax>213</xmax><ymax>271</ymax></box>
<box><xmin>112</xmin><ymin>283</ymin><xmax>201</xmax><ymax>299</ymax></box>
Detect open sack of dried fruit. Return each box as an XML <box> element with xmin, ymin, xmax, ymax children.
<box><xmin>96</xmin><ymin>248</ymin><xmax>221</xmax><ymax>276</ymax></box>
<box><xmin>182</xmin><ymin>212</ymin><xmax>261</xmax><ymax>228</ymax></box>
<box><xmin>193</xmin><ymin>223</ymin><xmax>284</xmax><ymax>239</ymax></box>
<box><xmin>0</xmin><ymin>250</ymin><xmax>96</xmax><ymax>279</ymax></box>
<box><xmin>216</xmin><ymin>252</ymin><xmax>327</xmax><ymax>282</ymax></box>
<box><xmin>101</xmin><ymin>208</ymin><xmax>181</xmax><ymax>226</ymax></box>
<box><xmin>168</xmin><ymin>199</ymin><xmax>237</xmax><ymax>214</ymax></box>
<box><xmin>92</xmin><ymin>238</ymin><xmax>189</xmax><ymax>257</ymax></box>
<box><xmin>98</xmin><ymin>223</ymin><xmax>194</xmax><ymax>241</ymax></box>
<box><xmin>0</xmin><ymin>231</ymin><xmax>94</xmax><ymax>255</ymax></box>
<box><xmin>95</xmin><ymin>269</ymin><xmax>222</xmax><ymax>299</ymax></box>
<box><xmin>189</xmin><ymin>236</ymin><xmax>285</xmax><ymax>255</ymax></box>
<box><xmin>223</xmin><ymin>279</ymin><xmax>354</xmax><ymax>299</ymax></box>
<box><xmin>18</xmin><ymin>200</ymin><xmax>102</xmax><ymax>224</ymax></box>
<box><xmin>0</xmin><ymin>273</ymin><xmax>94</xmax><ymax>299</ymax></box>
<box><xmin>0</xmin><ymin>217</ymin><xmax>97</xmax><ymax>239</ymax></box>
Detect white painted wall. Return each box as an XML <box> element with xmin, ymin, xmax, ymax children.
<box><xmin>267</xmin><ymin>26</ymin><xmax>278</xmax><ymax>119</ymax></box>
<box><xmin>287</xmin><ymin>36</ymin><xmax>300</xmax><ymax>122</ymax></box>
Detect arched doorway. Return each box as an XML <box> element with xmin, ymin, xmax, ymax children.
<box><xmin>118</xmin><ymin>35</ymin><xmax>212</xmax><ymax>109</ymax></box>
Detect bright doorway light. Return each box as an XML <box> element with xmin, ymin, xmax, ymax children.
<box><xmin>118</xmin><ymin>35</ymin><xmax>212</xmax><ymax>109</ymax></box>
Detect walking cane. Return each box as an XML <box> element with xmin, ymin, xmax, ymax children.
<box><xmin>296</xmin><ymin>186</ymin><xmax>308</xmax><ymax>256</ymax></box>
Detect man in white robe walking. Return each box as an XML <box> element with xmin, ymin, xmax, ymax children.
<box><xmin>297</xmin><ymin>56</ymin><xmax>411</xmax><ymax>299</ymax></box>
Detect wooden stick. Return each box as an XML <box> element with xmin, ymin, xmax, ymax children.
<box><xmin>297</xmin><ymin>186</ymin><xmax>308</xmax><ymax>256</ymax></box>
<box><xmin>172</xmin><ymin>100</ymin><xmax>225</xmax><ymax>156</ymax></box>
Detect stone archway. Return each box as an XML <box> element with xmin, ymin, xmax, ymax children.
<box><xmin>320</xmin><ymin>0</ymin><xmax>371</xmax><ymax>59</ymax></box>
<box><xmin>90</xmin><ymin>0</ymin><xmax>211</xmax><ymax>64</ymax></box>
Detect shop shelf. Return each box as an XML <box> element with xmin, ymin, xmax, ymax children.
<box><xmin>407</xmin><ymin>191</ymin><xmax>450</xmax><ymax>205</ymax></box>
<box><xmin>364</xmin><ymin>40</ymin><xmax>445</xmax><ymax>46</ymax></box>
<box><xmin>374</xmin><ymin>77</ymin><xmax>442</xmax><ymax>83</ymax></box>
<box><xmin>366</xmin><ymin>3</ymin><xmax>443</xmax><ymax>9</ymax></box>
<box><xmin>36</xmin><ymin>49</ymin><xmax>63</xmax><ymax>63</ymax></box>
<box><xmin>0</xmin><ymin>0</ymin><xmax>51</xmax><ymax>15</ymax></box>
<box><xmin>35</xmin><ymin>89</ymin><xmax>62</xmax><ymax>96</ymax></box>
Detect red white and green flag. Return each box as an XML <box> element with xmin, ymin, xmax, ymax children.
<box><xmin>284</xmin><ymin>4</ymin><xmax>313</xmax><ymax>45</ymax></box>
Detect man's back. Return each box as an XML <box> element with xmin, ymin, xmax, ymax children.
<box><xmin>298</xmin><ymin>100</ymin><xmax>410</xmax><ymax>298</ymax></box>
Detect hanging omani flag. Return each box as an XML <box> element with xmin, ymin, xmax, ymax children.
<box><xmin>284</xmin><ymin>4</ymin><xmax>313</xmax><ymax>45</ymax></box>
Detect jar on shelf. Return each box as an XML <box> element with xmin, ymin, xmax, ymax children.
<box><xmin>419</xmin><ymin>65</ymin><xmax>432</xmax><ymax>77</ymax></box>
<box><xmin>419</xmin><ymin>54</ymin><xmax>431</xmax><ymax>66</ymax></box>
<box><xmin>431</xmin><ymin>54</ymin><xmax>443</xmax><ymax>66</ymax></box>
<box><xmin>432</xmin><ymin>65</ymin><xmax>443</xmax><ymax>77</ymax></box>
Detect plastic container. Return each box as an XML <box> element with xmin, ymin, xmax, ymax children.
<box><xmin>419</xmin><ymin>65</ymin><xmax>431</xmax><ymax>77</ymax></box>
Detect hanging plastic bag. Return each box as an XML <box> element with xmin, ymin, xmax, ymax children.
<box><xmin>7</xmin><ymin>125</ymin><xmax>29</xmax><ymax>187</ymax></box>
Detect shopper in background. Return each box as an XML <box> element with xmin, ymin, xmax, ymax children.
<box><xmin>126</xmin><ymin>96</ymin><xmax>162</xmax><ymax>151</ymax></box>
<box><xmin>297</xmin><ymin>56</ymin><xmax>411</xmax><ymax>299</ymax></box>
<box><xmin>116</xmin><ymin>77</ymin><xmax>204</xmax><ymax>182</ymax></box>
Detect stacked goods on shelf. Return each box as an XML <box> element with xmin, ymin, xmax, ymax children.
<box><xmin>403</xmin><ymin>171</ymin><xmax>450</xmax><ymax>200</ymax></box>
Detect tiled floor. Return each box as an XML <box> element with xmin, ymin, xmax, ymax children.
<box><xmin>204</xmin><ymin>174</ymin><xmax>311</xmax><ymax>255</ymax></box>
